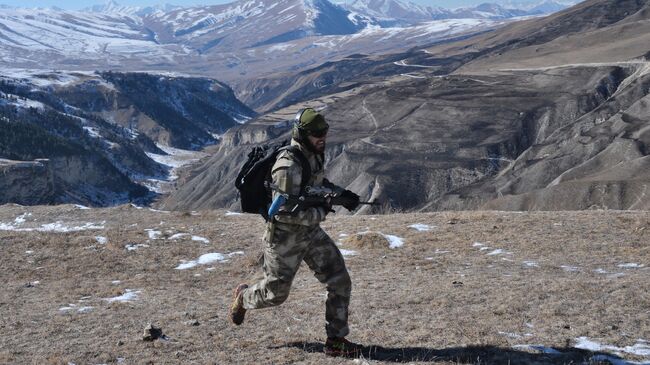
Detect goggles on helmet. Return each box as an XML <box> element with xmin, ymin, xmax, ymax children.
<box><xmin>308</xmin><ymin>126</ymin><xmax>329</xmax><ymax>138</ymax></box>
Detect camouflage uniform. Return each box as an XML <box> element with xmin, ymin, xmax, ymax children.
<box><xmin>242</xmin><ymin>139</ymin><xmax>352</xmax><ymax>339</ymax></box>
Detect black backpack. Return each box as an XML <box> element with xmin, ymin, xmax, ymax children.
<box><xmin>235</xmin><ymin>140</ymin><xmax>311</xmax><ymax>220</ymax></box>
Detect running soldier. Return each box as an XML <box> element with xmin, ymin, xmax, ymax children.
<box><xmin>230</xmin><ymin>108</ymin><xmax>363</xmax><ymax>357</ymax></box>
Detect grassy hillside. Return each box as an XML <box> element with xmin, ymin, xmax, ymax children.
<box><xmin>0</xmin><ymin>205</ymin><xmax>648</xmax><ymax>364</ymax></box>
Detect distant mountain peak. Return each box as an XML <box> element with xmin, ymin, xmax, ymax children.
<box><xmin>83</xmin><ymin>0</ymin><xmax>182</xmax><ymax>15</ymax></box>
<box><xmin>85</xmin><ymin>0</ymin><xmax>139</xmax><ymax>14</ymax></box>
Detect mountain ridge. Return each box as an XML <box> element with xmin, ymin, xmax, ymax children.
<box><xmin>0</xmin><ymin>0</ymin><xmax>564</xmax><ymax>82</ymax></box>
<box><xmin>162</xmin><ymin>0</ymin><xmax>650</xmax><ymax>212</ymax></box>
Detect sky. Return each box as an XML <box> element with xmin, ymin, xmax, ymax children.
<box><xmin>0</xmin><ymin>0</ymin><xmax>527</xmax><ymax>10</ymax></box>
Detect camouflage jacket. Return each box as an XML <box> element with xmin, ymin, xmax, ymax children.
<box><xmin>269</xmin><ymin>139</ymin><xmax>343</xmax><ymax>227</ymax></box>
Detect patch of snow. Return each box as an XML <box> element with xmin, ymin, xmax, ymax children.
<box><xmin>0</xmin><ymin>221</ymin><xmax>105</xmax><ymax>232</ymax></box>
<box><xmin>83</xmin><ymin>126</ymin><xmax>101</xmax><ymax>138</ymax></box>
<box><xmin>169</xmin><ymin>233</ymin><xmax>189</xmax><ymax>240</ymax></box>
<box><xmin>265</xmin><ymin>43</ymin><xmax>293</xmax><ymax>53</ymax></box>
<box><xmin>472</xmin><ymin>242</ymin><xmax>486</xmax><ymax>247</ymax></box>
<box><xmin>523</xmin><ymin>261</ymin><xmax>539</xmax><ymax>268</ymax></box>
<box><xmin>58</xmin><ymin>304</ymin><xmax>94</xmax><ymax>313</ymax></box>
<box><xmin>408</xmin><ymin>223</ymin><xmax>433</xmax><ymax>231</ymax></box>
<box><xmin>402</xmin><ymin>73</ymin><xmax>427</xmax><ymax>79</ymax></box>
<box><xmin>561</xmin><ymin>265</ymin><xmax>580</xmax><ymax>272</ymax></box>
<box><xmin>487</xmin><ymin>249</ymin><xmax>511</xmax><ymax>256</ymax></box>
<box><xmin>607</xmin><ymin>273</ymin><xmax>626</xmax><ymax>279</ymax></box>
<box><xmin>340</xmin><ymin>249</ymin><xmax>358</xmax><ymax>256</ymax></box>
<box><xmin>145</xmin><ymin>229</ymin><xmax>162</xmax><ymax>239</ymax></box>
<box><xmin>594</xmin><ymin>268</ymin><xmax>608</xmax><ymax>274</ymax></box>
<box><xmin>104</xmin><ymin>289</ymin><xmax>141</xmax><ymax>303</ymax></box>
<box><xmin>618</xmin><ymin>263</ymin><xmax>644</xmax><ymax>269</ymax></box>
<box><xmin>111</xmin><ymin>280</ymin><xmax>121</xmax><ymax>285</ymax></box>
<box><xmin>191</xmin><ymin>235</ymin><xmax>210</xmax><ymax>244</ymax></box>
<box><xmin>377</xmin><ymin>233</ymin><xmax>404</xmax><ymax>248</ymax></box>
<box><xmin>145</xmin><ymin>145</ymin><xmax>206</xmax><ymax>182</ymax></box>
<box><xmin>225</xmin><ymin>211</ymin><xmax>243</xmax><ymax>216</ymax></box>
<box><xmin>233</xmin><ymin>113</ymin><xmax>252</xmax><ymax>124</ymax></box>
<box><xmin>95</xmin><ymin>236</ymin><xmax>107</xmax><ymax>244</ymax></box>
<box><xmin>14</xmin><ymin>212</ymin><xmax>32</xmax><ymax>224</ymax></box>
<box><xmin>499</xmin><ymin>331</ymin><xmax>522</xmax><ymax>339</ymax></box>
<box><xmin>125</xmin><ymin>243</ymin><xmax>149</xmax><ymax>251</ymax></box>
<box><xmin>512</xmin><ymin>344</ymin><xmax>561</xmax><ymax>354</ymax></box>
<box><xmin>575</xmin><ymin>337</ymin><xmax>650</xmax><ymax>358</ymax></box>
<box><xmin>74</xmin><ymin>204</ymin><xmax>91</xmax><ymax>210</ymax></box>
<box><xmin>25</xmin><ymin>250</ymin><xmax>34</xmax><ymax>254</ymax></box>
<box><xmin>175</xmin><ymin>251</ymin><xmax>244</xmax><ymax>270</ymax></box>
<box><xmin>42</xmin><ymin>222</ymin><xmax>105</xmax><ymax>232</ymax></box>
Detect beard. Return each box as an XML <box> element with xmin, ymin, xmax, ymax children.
<box><xmin>306</xmin><ymin>138</ymin><xmax>326</xmax><ymax>154</ymax></box>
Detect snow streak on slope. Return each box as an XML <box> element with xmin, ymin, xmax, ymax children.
<box><xmin>0</xmin><ymin>8</ymin><xmax>186</xmax><ymax>65</ymax></box>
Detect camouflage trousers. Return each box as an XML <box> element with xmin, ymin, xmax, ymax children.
<box><xmin>242</xmin><ymin>222</ymin><xmax>352</xmax><ymax>339</ymax></box>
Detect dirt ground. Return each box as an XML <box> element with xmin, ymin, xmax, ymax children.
<box><xmin>0</xmin><ymin>204</ymin><xmax>648</xmax><ymax>365</ymax></box>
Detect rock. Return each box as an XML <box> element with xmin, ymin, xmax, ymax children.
<box><xmin>142</xmin><ymin>324</ymin><xmax>164</xmax><ymax>341</ymax></box>
<box><xmin>184</xmin><ymin>320</ymin><xmax>200</xmax><ymax>326</ymax></box>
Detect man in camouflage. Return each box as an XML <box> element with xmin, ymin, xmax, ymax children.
<box><xmin>230</xmin><ymin>108</ymin><xmax>362</xmax><ymax>357</ymax></box>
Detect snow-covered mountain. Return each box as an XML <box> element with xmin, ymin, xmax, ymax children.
<box><xmin>340</xmin><ymin>0</ymin><xmax>575</xmax><ymax>25</ymax></box>
<box><xmin>345</xmin><ymin>0</ymin><xmax>448</xmax><ymax>25</ymax></box>
<box><xmin>451</xmin><ymin>3</ymin><xmax>529</xmax><ymax>19</ymax></box>
<box><xmin>85</xmin><ymin>0</ymin><xmax>141</xmax><ymax>14</ymax></box>
<box><xmin>499</xmin><ymin>0</ymin><xmax>580</xmax><ymax>12</ymax></box>
<box><xmin>0</xmin><ymin>0</ymin><xmax>577</xmax><ymax>82</ymax></box>
<box><xmin>527</xmin><ymin>1</ymin><xmax>571</xmax><ymax>14</ymax></box>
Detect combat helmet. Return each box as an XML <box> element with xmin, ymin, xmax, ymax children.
<box><xmin>292</xmin><ymin>108</ymin><xmax>329</xmax><ymax>144</ymax></box>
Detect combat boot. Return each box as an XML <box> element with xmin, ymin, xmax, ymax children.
<box><xmin>324</xmin><ymin>337</ymin><xmax>363</xmax><ymax>357</ymax></box>
<box><xmin>230</xmin><ymin>283</ymin><xmax>248</xmax><ymax>325</ymax></box>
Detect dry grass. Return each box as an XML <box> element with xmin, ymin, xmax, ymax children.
<box><xmin>342</xmin><ymin>232</ymin><xmax>389</xmax><ymax>249</ymax></box>
<box><xmin>0</xmin><ymin>204</ymin><xmax>648</xmax><ymax>364</ymax></box>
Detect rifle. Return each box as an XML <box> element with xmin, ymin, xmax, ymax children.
<box><xmin>267</xmin><ymin>183</ymin><xmax>380</xmax><ymax>218</ymax></box>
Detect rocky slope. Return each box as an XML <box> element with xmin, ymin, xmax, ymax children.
<box><xmin>0</xmin><ymin>70</ymin><xmax>255</xmax><ymax>206</ymax></box>
<box><xmin>164</xmin><ymin>0</ymin><xmax>650</xmax><ymax>212</ymax></box>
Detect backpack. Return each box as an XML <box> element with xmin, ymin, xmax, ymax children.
<box><xmin>235</xmin><ymin>140</ymin><xmax>311</xmax><ymax>220</ymax></box>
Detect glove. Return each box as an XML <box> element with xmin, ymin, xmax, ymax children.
<box><xmin>322</xmin><ymin>197</ymin><xmax>335</xmax><ymax>215</ymax></box>
<box><xmin>340</xmin><ymin>190</ymin><xmax>360</xmax><ymax>212</ymax></box>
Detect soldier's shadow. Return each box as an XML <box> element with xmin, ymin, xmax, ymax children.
<box><xmin>273</xmin><ymin>341</ymin><xmax>618</xmax><ymax>364</ymax></box>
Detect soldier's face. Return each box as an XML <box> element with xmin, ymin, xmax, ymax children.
<box><xmin>307</xmin><ymin>133</ymin><xmax>327</xmax><ymax>153</ymax></box>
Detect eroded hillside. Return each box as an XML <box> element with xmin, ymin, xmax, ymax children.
<box><xmin>166</xmin><ymin>0</ymin><xmax>650</xmax><ymax>213</ymax></box>
<box><xmin>0</xmin><ymin>70</ymin><xmax>255</xmax><ymax>207</ymax></box>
